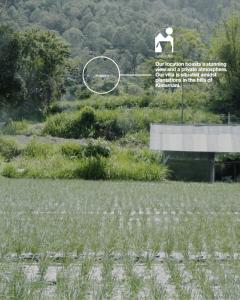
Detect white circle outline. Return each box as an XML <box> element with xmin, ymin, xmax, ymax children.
<box><xmin>82</xmin><ymin>56</ymin><xmax>121</xmax><ymax>95</ymax></box>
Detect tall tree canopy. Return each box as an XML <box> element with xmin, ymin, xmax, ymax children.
<box><xmin>210</xmin><ymin>13</ymin><xmax>240</xmax><ymax>114</ymax></box>
<box><xmin>0</xmin><ymin>26</ymin><xmax>70</xmax><ymax>119</ymax></box>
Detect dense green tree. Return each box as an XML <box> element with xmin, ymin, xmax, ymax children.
<box><xmin>18</xmin><ymin>28</ymin><xmax>70</xmax><ymax>117</ymax></box>
<box><xmin>210</xmin><ymin>13</ymin><xmax>240</xmax><ymax>114</ymax></box>
<box><xmin>175</xmin><ymin>28</ymin><xmax>206</xmax><ymax>60</ymax></box>
<box><xmin>0</xmin><ymin>26</ymin><xmax>70</xmax><ymax>119</ymax></box>
<box><xmin>0</xmin><ymin>26</ymin><xmax>23</xmax><ymax>109</ymax></box>
<box><xmin>40</xmin><ymin>12</ymin><xmax>68</xmax><ymax>34</ymax></box>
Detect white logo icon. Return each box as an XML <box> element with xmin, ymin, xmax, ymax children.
<box><xmin>155</xmin><ymin>27</ymin><xmax>174</xmax><ymax>53</ymax></box>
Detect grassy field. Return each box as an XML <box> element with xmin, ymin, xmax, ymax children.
<box><xmin>0</xmin><ymin>178</ymin><xmax>239</xmax><ymax>299</ymax></box>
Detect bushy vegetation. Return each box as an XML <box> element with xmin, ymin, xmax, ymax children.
<box><xmin>23</xmin><ymin>139</ymin><xmax>52</xmax><ymax>158</ymax></box>
<box><xmin>1</xmin><ymin>120</ymin><xmax>30</xmax><ymax>135</ymax></box>
<box><xmin>76</xmin><ymin>157</ymin><xmax>107</xmax><ymax>180</ymax></box>
<box><xmin>61</xmin><ymin>142</ymin><xmax>84</xmax><ymax>159</ymax></box>
<box><xmin>61</xmin><ymin>139</ymin><xmax>110</xmax><ymax>160</ymax></box>
<box><xmin>209</xmin><ymin>13</ymin><xmax>240</xmax><ymax>115</ymax></box>
<box><xmin>44</xmin><ymin>106</ymin><xmax>221</xmax><ymax>140</ymax></box>
<box><xmin>83</xmin><ymin>139</ymin><xmax>111</xmax><ymax>158</ymax></box>
<box><xmin>56</xmin><ymin>90</ymin><xmax>209</xmax><ymax>112</ymax></box>
<box><xmin>0</xmin><ymin>136</ymin><xmax>20</xmax><ymax>161</ymax></box>
<box><xmin>0</xmin><ymin>26</ymin><xmax>69</xmax><ymax>119</ymax></box>
<box><xmin>1</xmin><ymin>138</ymin><xmax>167</xmax><ymax>181</ymax></box>
<box><xmin>108</xmin><ymin>147</ymin><xmax>166</xmax><ymax>181</ymax></box>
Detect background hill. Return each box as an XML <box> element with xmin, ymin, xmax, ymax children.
<box><xmin>1</xmin><ymin>0</ymin><xmax>239</xmax><ymax>72</ymax></box>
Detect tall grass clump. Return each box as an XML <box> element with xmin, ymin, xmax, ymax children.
<box><xmin>107</xmin><ymin>148</ymin><xmax>168</xmax><ymax>181</ymax></box>
<box><xmin>83</xmin><ymin>139</ymin><xmax>111</xmax><ymax>158</ymax></box>
<box><xmin>44</xmin><ymin>106</ymin><xmax>96</xmax><ymax>138</ymax></box>
<box><xmin>43</xmin><ymin>112</ymin><xmax>78</xmax><ymax>138</ymax></box>
<box><xmin>119</xmin><ymin>130</ymin><xmax>149</xmax><ymax>146</ymax></box>
<box><xmin>1</xmin><ymin>120</ymin><xmax>29</xmax><ymax>135</ymax></box>
<box><xmin>61</xmin><ymin>142</ymin><xmax>84</xmax><ymax>159</ymax></box>
<box><xmin>75</xmin><ymin>157</ymin><xmax>108</xmax><ymax>180</ymax></box>
<box><xmin>0</xmin><ymin>136</ymin><xmax>21</xmax><ymax>160</ymax></box>
<box><xmin>2</xmin><ymin>165</ymin><xmax>23</xmax><ymax>178</ymax></box>
<box><xmin>61</xmin><ymin>139</ymin><xmax>111</xmax><ymax>159</ymax></box>
<box><xmin>23</xmin><ymin>139</ymin><xmax>52</xmax><ymax>158</ymax></box>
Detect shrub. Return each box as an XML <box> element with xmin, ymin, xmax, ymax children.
<box><xmin>0</xmin><ymin>136</ymin><xmax>20</xmax><ymax>160</ymax></box>
<box><xmin>76</xmin><ymin>86</ymin><xmax>91</xmax><ymax>100</ymax></box>
<box><xmin>139</xmin><ymin>95</ymin><xmax>151</xmax><ymax>108</ymax></box>
<box><xmin>43</xmin><ymin>112</ymin><xmax>76</xmax><ymax>138</ymax></box>
<box><xmin>44</xmin><ymin>107</ymin><xmax>97</xmax><ymax>139</ymax></box>
<box><xmin>83</xmin><ymin>139</ymin><xmax>110</xmax><ymax>158</ymax></box>
<box><xmin>23</xmin><ymin>156</ymin><xmax>77</xmax><ymax>179</ymax></box>
<box><xmin>75</xmin><ymin>157</ymin><xmax>107</xmax><ymax>180</ymax></box>
<box><xmin>1</xmin><ymin>155</ymin><xmax>79</xmax><ymax>179</ymax></box>
<box><xmin>107</xmin><ymin>158</ymin><xmax>167</xmax><ymax>181</ymax></box>
<box><xmin>132</xmin><ymin>148</ymin><xmax>163</xmax><ymax>164</ymax></box>
<box><xmin>61</xmin><ymin>140</ymin><xmax>110</xmax><ymax>159</ymax></box>
<box><xmin>107</xmin><ymin>147</ymin><xmax>168</xmax><ymax>181</ymax></box>
<box><xmin>115</xmin><ymin>110</ymin><xmax>143</xmax><ymax>135</ymax></box>
<box><xmin>119</xmin><ymin>130</ymin><xmax>149</xmax><ymax>146</ymax></box>
<box><xmin>0</xmin><ymin>140</ymin><xmax>168</xmax><ymax>181</ymax></box>
<box><xmin>95</xmin><ymin>110</ymin><xmax>123</xmax><ymax>139</ymax></box>
<box><xmin>61</xmin><ymin>142</ymin><xmax>84</xmax><ymax>159</ymax></box>
<box><xmin>23</xmin><ymin>140</ymin><xmax>52</xmax><ymax>158</ymax></box>
<box><xmin>2</xmin><ymin>165</ymin><xmax>19</xmax><ymax>178</ymax></box>
<box><xmin>72</xmin><ymin>106</ymin><xmax>96</xmax><ymax>138</ymax></box>
<box><xmin>1</xmin><ymin>120</ymin><xmax>29</xmax><ymax>135</ymax></box>
<box><xmin>47</xmin><ymin>102</ymin><xmax>64</xmax><ymax>115</ymax></box>
<box><xmin>80</xmin><ymin>106</ymin><xmax>95</xmax><ymax>125</ymax></box>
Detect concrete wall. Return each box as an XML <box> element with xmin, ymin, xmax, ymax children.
<box><xmin>164</xmin><ymin>151</ymin><xmax>215</xmax><ymax>182</ymax></box>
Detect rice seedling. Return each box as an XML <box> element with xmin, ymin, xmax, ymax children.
<box><xmin>0</xmin><ymin>178</ymin><xmax>239</xmax><ymax>298</ymax></box>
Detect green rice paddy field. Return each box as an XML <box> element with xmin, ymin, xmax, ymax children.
<box><xmin>0</xmin><ymin>179</ymin><xmax>239</xmax><ymax>299</ymax></box>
